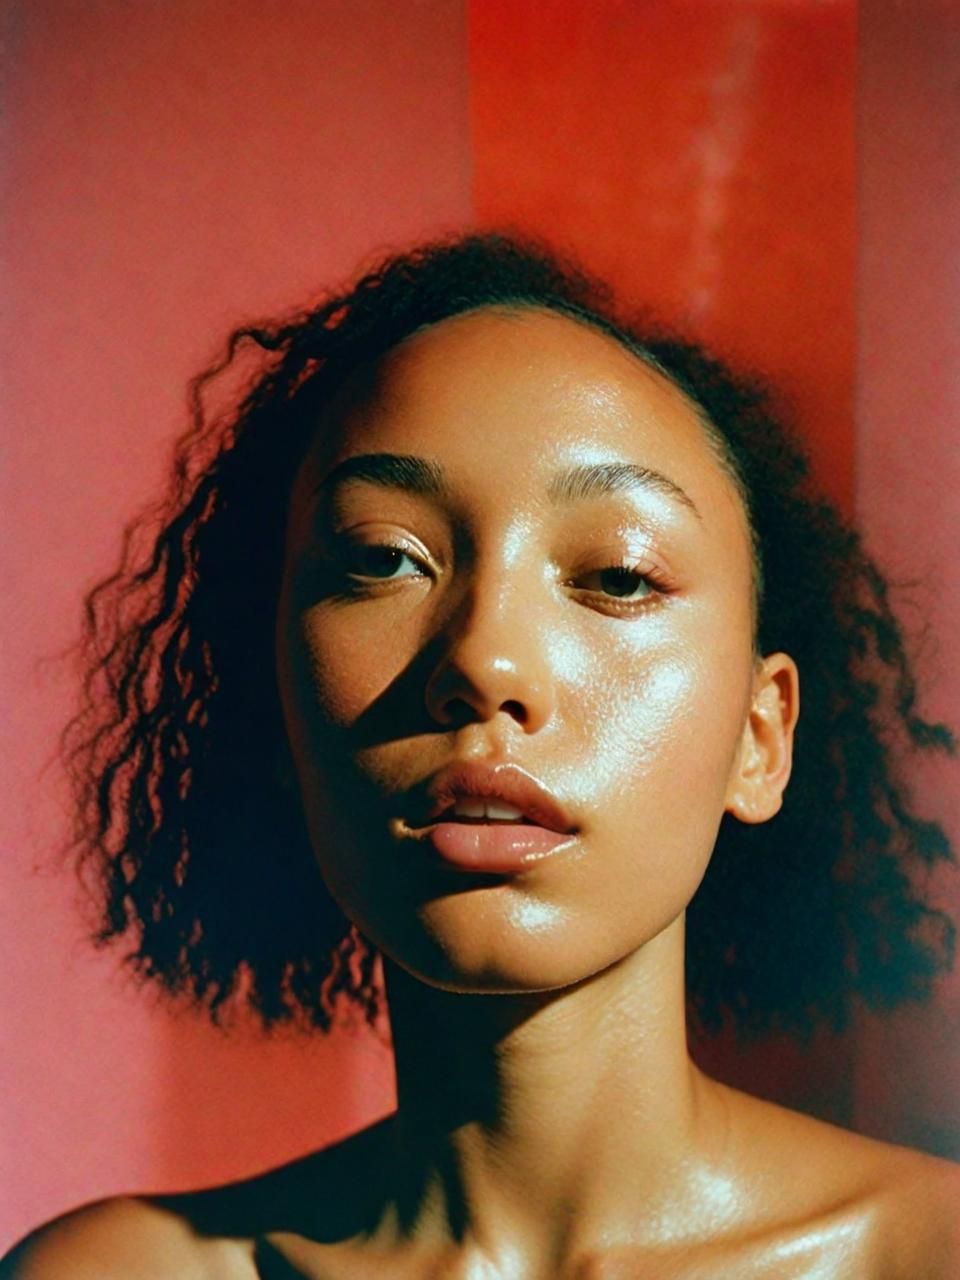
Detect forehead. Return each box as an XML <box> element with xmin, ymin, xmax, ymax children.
<box><xmin>300</xmin><ymin>307</ymin><xmax>747</xmax><ymax>541</ymax></box>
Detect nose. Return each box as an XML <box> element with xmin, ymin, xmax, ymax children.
<box><xmin>423</xmin><ymin>570</ymin><xmax>555</xmax><ymax>733</ymax></box>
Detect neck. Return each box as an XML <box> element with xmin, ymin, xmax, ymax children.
<box><xmin>371</xmin><ymin>916</ymin><xmax>726</xmax><ymax>1273</ymax></box>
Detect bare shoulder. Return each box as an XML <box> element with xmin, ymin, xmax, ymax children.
<box><xmin>722</xmin><ymin>1083</ymin><xmax>960</xmax><ymax>1277</ymax></box>
<box><xmin>0</xmin><ymin>1117</ymin><xmax>395</xmax><ymax>1280</ymax></box>
<box><xmin>867</xmin><ymin>1140</ymin><xmax>960</xmax><ymax>1276</ymax></box>
<box><xmin>0</xmin><ymin>1194</ymin><xmax>258</xmax><ymax>1280</ymax></box>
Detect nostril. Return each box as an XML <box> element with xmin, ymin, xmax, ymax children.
<box><xmin>433</xmin><ymin>695</ymin><xmax>477</xmax><ymax>728</ymax></box>
<box><xmin>433</xmin><ymin>696</ymin><xmax>528</xmax><ymax>729</ymax></box>
<box><xmin>422</xmin><ymin>648</ymin><xmax>551</xmax><ymax>732</ymax></box>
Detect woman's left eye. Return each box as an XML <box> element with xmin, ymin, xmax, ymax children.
<box><xmin>574</xmin><ymin>565</ymin><xmax>660</xmax><ymax>602</ymax></box>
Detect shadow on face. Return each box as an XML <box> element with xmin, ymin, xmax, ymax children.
<box><xmin>275</xmin><ymin>307</ymin><xmax>797</xmax><ymax>996</ymax></box>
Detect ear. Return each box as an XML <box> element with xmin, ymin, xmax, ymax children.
<box><xmin>724</xmin><ymin>652</ymin><xmax>800</xmax><ymax>824</ymax></box>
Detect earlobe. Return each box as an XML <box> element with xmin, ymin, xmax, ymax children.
<box><xmin>725</xmin><ymin>652</ymin><xmax>800</xmax><ymax>825</ymax></box>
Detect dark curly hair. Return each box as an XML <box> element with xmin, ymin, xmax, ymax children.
<box><xmin>61</xmin><ymin>232</ymin><xmax>957</xmax><ymax>1042</ymax></box>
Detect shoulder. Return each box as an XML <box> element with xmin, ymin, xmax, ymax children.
<box><xmin>0</xmin><ymin>1195</ymin><xmax>257</xmax><ymax>1280</ymax></box>
<box><xmin>868</xmin><ymin>1143</ymin><xmax>960</xmax><ymax>1277</ymax></box>
<box><xmin>720</xmin><ymin>1084</ymin><xmax>960</xmax><ymax>1276</ymax></box>
<box><xmin>0</xmin><ymin>1118</ymin><xmax>396</xmax><ymax>1280</ymax></box>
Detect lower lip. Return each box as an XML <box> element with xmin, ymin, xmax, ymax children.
<box><xmin>419</xmin><ymin>822</ymin><xmax>576</xmax><ymax>874</ymax></box>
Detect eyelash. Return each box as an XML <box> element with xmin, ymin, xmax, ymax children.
<box><xmin>336</xmin><ymin>542</ymin><xmax>426</xmax><ymax>586</ymax></box>
<box><xmin>331</xmin><ymin>540</ymin><xmax>672</xmax><ymax>613</ymax></box>
<box><xmin>573</xmin><ymin>563</ymin><xmax>667</xmax><ymax>609</ymax></box>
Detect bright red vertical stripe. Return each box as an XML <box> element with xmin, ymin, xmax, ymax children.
<box><xmin>468</xmin><ymin>0</ymin><xmax>856</xmax><ymax>511</ymax></box>
<box><xmin>467</xmin><ymin>0</ymin><xmax>858</xmax><ymax>1126</ymax></box>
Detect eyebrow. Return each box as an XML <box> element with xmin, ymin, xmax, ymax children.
<box><xmin>318</xmin><ymin>453</ymin><xmax>448</xmax><ymax>502</ymax></box>
<box><xmin>546</xmin><ymin>460</ymin><xmax>700</xmax><ymax>517</ymax></box>
<box><xmin>317</xmin><ymin>453</ymin><xmax>700</xmax><ymax>519</ymax></box>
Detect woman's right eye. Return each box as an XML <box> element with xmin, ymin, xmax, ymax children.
<box><xmin>339</xmin><ymin>542</ymin><xmax>428</xmax><ymax>582</ymax></box>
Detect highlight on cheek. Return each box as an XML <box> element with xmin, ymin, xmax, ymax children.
<box><xmin>585</xmin><ymin>657</ymin><xmax>704</xmax><ymax>773</ymax></box>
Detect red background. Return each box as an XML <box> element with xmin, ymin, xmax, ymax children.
<box><xmin>2</xmin><ymin>0</ymin><xmax>958</xmax><ymax>1249</ymax></box>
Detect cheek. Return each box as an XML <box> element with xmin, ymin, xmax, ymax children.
<box><xmin>572</xmin><ymin>619</ymin><xmax>751</xmax><ymax>801</ymax></box>
<box><xmin>277</xmin><ymin>596</ymin><xmax>403</xmax><ymax>737</ymax></box>
<box><xmin>544</xmin><ymin>642</ymin><xmax>748</xmax><ymax>958</ymax></box>
<box><xmin>581</xmin><ymin>661</ymin><xmax>728</xmax><ymax>867</ymax></box>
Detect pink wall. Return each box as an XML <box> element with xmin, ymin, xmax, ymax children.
<box><xmin>853</xmin><ymin>0</ymin><xmax>960</xmax><ymax>1158</ymax></box>
<box><xmin>0</xmin><ymin>0</ymin><xmax>470</xmax><ymax>1247</ymax></box>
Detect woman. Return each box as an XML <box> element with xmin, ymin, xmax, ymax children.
<box><xmin>5</xmin><ymin>234</ymin><xmax>959</xmax><ymax>1277</ymax></box>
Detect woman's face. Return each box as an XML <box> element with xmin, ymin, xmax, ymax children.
<box><xmin>277</xmin><ymin>307</ymin><xmax>771</xmax><ymax>993</ymax></box>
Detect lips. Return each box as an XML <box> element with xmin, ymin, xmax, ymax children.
<box><xmin>391</xmin><ymin>761</ymin><xmax>579</xmax><ymax>874</ymax></box>
<box><xmin>419</xmin><ymin>761</ymin><xmax>577</xmax><ymax>834</ymax></box>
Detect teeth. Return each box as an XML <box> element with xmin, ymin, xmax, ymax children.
<box><xmin>451</xmin><ymin>799</ymin><xmax>526</xmax><ymax>821</ymax></box>
<box><xmin>453</xmin><ymin>799</ymin><xmax>487</xmax><ymax>818</ymax></box>
<box><xmin>485</xmin><ymin>802</ymin><xmax>526</xmax><ymax>820</ymax></box>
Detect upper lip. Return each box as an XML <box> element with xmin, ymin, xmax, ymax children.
<box><xmin>413</xmin><ymin>761</ymin><xmax>577</xmax><ymax>833</ymax></box>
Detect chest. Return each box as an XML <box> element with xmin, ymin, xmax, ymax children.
<box><xmin>250</xmin><ymin>1216</ymin><xmax>890</xmax><ymax>1280</ymax></box>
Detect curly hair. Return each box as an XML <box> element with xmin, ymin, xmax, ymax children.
<box><xmin>61</xmin><ymin>232</ymin><xmax>957</xmax><ymax>1041</ymax></box>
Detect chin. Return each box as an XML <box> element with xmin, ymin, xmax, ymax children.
<box><xmin>374</xmin><ymin>889</ymin><xmax>673</xmax><ymax>997</ymax></box>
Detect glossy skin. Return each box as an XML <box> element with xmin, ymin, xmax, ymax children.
<box><xmin>277</xmin><ymin>307</ymin><xmax>789</xmax><ymax>998</ymax></box>
<box><xmin>5</xmin><ymin>310</ymin><xmax>959</xmax><ymax>1279</ymax></box>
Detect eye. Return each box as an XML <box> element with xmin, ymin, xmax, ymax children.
<box><xmin>339</xmin><ymin>540</ymin><xmax>429</xmax><ymax>583</ymax></box>
<box><xmin>580</xmin><ymin>566</ymin><xmax>655</xmax><ymax>600</ymax></box>
<box><xmin>568</xmin><ymin>560</ymin><xmax>670</xmax><ymax>614</ymax></box>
